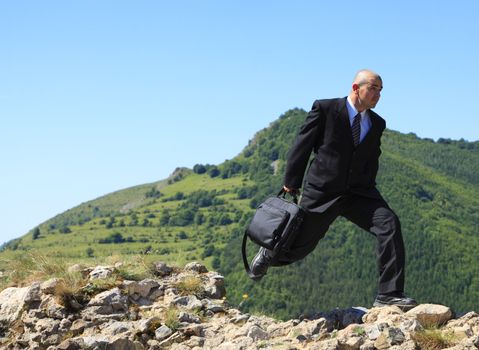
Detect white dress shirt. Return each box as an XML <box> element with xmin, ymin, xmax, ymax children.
<box><xmin>346</xmin><ymin>96</ymin><xmax>372</xmax><ymax>143</ymax></box>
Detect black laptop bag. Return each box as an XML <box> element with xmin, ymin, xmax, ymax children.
<box><xmin>242</xmin><ymin>189</ymin><xmax>305</xmax><ymax>277</ymax></box>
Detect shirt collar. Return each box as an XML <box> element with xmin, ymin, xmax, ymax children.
<box><xmin>346</xmin><ymin>96</ymin><xmax>368</xmax><ymax>123</ymax></box>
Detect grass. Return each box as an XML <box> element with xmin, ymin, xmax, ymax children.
<box><xmin>411</xmin><ymin>328</ymin><xmax>458</xmax><ymax>350</ymax></box>
<box><xmin>175</xmin><ymin>274</ymin><xmax>204</xmax><ymax>296</ymax></box>
<box><xmin>0</xmin><ymin>172</ymin><xmax>253</xmax><ymax>276</ymax></box>
<box><xmin>163</xmin><ymin>306</ymin><xmax>182</xmax><ymax>332</ymax></box>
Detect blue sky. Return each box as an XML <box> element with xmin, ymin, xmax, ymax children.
<box><xmin>1</xmin><ymin>1</ymin><xmax>478</xmax><ymax>245</ymax></box>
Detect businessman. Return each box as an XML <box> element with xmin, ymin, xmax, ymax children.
<box><xmin>250</xmin><ymin>69</ymin><xmax>417</xmax><ymax>310</ymax></box>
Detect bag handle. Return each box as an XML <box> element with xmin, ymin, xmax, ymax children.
<box><xmin>277</xmin><ymin>188</ymin><xmax>299</xmax><ymax>204</ymax></box>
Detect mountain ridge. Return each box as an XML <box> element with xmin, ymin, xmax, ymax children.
<box><xmin>1</xmin><ymin>108</ymin><xmax>478</xmax><ymax>320</ymax></box>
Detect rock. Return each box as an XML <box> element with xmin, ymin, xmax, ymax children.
<box><xmin>155</xmin><ymin>325</ymin><xmax>173</xmax><ymax>340</ymax></box>
<box><xmin>362</xmin><ymin>306</ymin><xmax>404</xmax><ymax>324</ymax></box>
<box><xmin>178</xmin><ymin>311</ymin><xmax>201</xmax><ymax>324</ymax></box>
<box><xmin>153</xmin><ymin>262</ymin><xmax>173</xmax><ymax>277</ymax></box>
<box><xmin>86</xmin><ymin>288</ymin><xmax>128</xmax><ymax>314</ymax></box>
<box><xmin>89</xmin><ymin>265</ymin><xmax>114</xmax><ymax>280</ymax></box>
<box><xmin>3</xmin><ymin>262</ymin><xmax>479</xmax><ymax>350</ymax></box>
<box><xmin>68</xmin><ymin>264</ymin><xmax>84</xmax><ymax>273</ymax></box>
<box><xmin>123</xmin><ymin>279</ymin><xmax>159</xmax><ymax>299</ymax></box>
<box><xmin>184</xmin><ymin>335</ymin><xmax>205</xmax><ymax>347</ymax></box>
<box><xmin>41</xmin><ymin>278</ymin><xmax>61</xmax><ymax>295</ymax></box>
<box><xmin>101</xmin><ymin>321</ymin><xmax>136</xmax><ymax>336</ymax></box>
<box><xmin>204</xmin><ymin>274</ymin><xmax>226</xmax><ymax>299</ymax></box>
<box><xmin>374</xmin><ymin>327</ymin><xmax>405</xmax><ymax>349</ymax></box>
<box><xmin>137</xmin><ymin>316</ymin><xmax>161</xmax><ymax>333</ymax></box>
<box><xmin>406</xmin><ymin>303</ymin><xmax>453</xmax><ymax>327</ymax></box>
<box><xmin>25</xmin><ymin>282</ymin><xmax>42</xmax><ymax>303</ymax></box>
<box><xmin>202</xmin><ymin>298</ymin><xmax>225</xmax><ymax>313</ymax></box>
<box><xmin>57</xmin><ymin>338</ymin><xmax>82</xmax><ymax>350</ymax></box>
<box><xmin>71</xmin><ymin>319</ymin><xmax>88</xmax><ymax>335</ymax></box>
<box><xmin>184</xmin><ymin>262</ymin><xmax>208</xmax><ymax>274</ymax></box>
<box><xmin>247</xmin><ymin>325</ymin><xmax>269</xmax><ymax>341</ymax></box>
<box><xmin>0</xmin><ymin>286</ymin><xmax>32</xmax><ymax>324</ymax></box>
<box><xmin>336</xmin><ymin>324</ymin><xmax>365</xmax><ymax>350</ymax></box>
<box><xmin>172</xmin><ymin>295</ymin><xmax>202</xmax><ymax>310</ymax></box>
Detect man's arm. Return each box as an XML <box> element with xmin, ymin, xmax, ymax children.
<box><xmin>283</xmin><ymin>100</ymin><xmax>324</xmax><ymax>192</ymax></box>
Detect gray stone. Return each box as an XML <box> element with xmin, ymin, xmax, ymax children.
<box><xmin>178</xmin><ymin>311</ymin><xmax>201</xmax><ymax>324</ymax></box>
<box><xmin>153</xmin><ymin>262</ymin><xmax>173</xmax><ymax>277</ymax></box>
<box><xmin>137</xmin><ymin>316</ymin><xmax>161</xmax><ymax>333</ymax></box>
<box><xmin>204</xmin><ymin>274</ymin><xmax>226</xmax><ymax>299</ymax></box>
<box><xmin>184</xmin><ymin>335</ymin><xmax>205</xmax><ymax>347</ymax></box>
<box><xmin>0</xmin><ymin>286</ymin><xmax>32</xmax><ymax>324</ymax></box>
<box><xmin>155</xmin><ymin>325</ymin><xmax>173</xmax><ymax>340</ymax></box>
<box><xmin>406</xmin><ymin>303</ymin><xmax>453</xmax><ymax>327</ymax></box>
<box><xmin>70</xmin><ymin>319</ymin><xmax>88</xmax><ymax>335</ymax></box>
<box><xmin>41</xmin><ymin>278</ymin><xmax>61</xmax><ymax>295</ymax></box>
<box><xmin>123</xmin><ymin>279</ymin><xmax>159</xmax><ymax>299</ymax></box>
<box><xmin>230</xmin><ymin>314</ymin><xmax>250</xmax><ymax>324</ymax></box>
<box><xmin>87</xmin><ymin>288</ymin><xmax>128</xmax><ymax>314</ymax></box>
<box><xmin>57</xmin><ymin>338</ymin><xmax>82</xmax><ymax>350</ymax></box>
<box><xmin>202</xmin><ymin>299</ymin><xmax>225</xmax><ymax>313</ymax></box>
<box><xmin>101</xmin><ymin>321</ymin><xmax>136</xmax><ymax>336</ymax></box>
<box><xmin>247</xmin><ymin>325</ymin><xmax>269</xmax><ymax>341</ymax></box>
<box><xmin>25</xmin><ymin>282</ymin><xmax>42</xmax><ymax>303</ymax></box>
<box><xmin>34</xmin><ymin>318</ymin><xmax>60</xmax><ymax>335</ymax></box>
<box><xmin>184</xmin><ymin>262</ymin><xmax>208</xmax><ymax>274</ymax></box>
<box><xmin>172</xmin><ymin>295</ymin><xmax>202</xmax><ymax>310</ymax></box>
<box><xmin>89</xmin><ymin>265</ymin><xmax>114</xmax><ymax>280</ymax></box>
<box><xmin>374</xmin><ymin>327</ymin><xmax>405</xmax><ymax>349</ymax></box>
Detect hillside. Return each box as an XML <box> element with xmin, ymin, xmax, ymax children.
<box><xmin>1</xmin><ymin>108</ymin><xmax>478</xmax><ymax>320</ymax></box>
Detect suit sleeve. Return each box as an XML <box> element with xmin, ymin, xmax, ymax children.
<box><xmin>283</xmin><ymin>100</ymin><xmax>324</xmax><ymax>189</ymax></box>
<box><xmin>367</xmin><ymin>118</ymin><xmax>386</xmax><ymax>185</ymax></box>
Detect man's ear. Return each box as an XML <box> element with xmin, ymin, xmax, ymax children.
<box><xmin>352</xmin><ymin>83</ymin><xmax>360</xmax><ymax>92</ymax></box>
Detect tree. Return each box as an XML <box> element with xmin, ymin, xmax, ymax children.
<box><xmin>86</xmin><ymin>247</ymin><xmax>94</xmax><ymax>257</ymax></box>
<box><xmin>193</xmin><ymin>164</ymin><xmax>207</xmax><ymax>174</ymax></box>
<box><xmin>32</xmin><ymin>227</ymin><xmax>41</xmax><ymax>240</ymax></box>
<box><xmin>208</xmin><ymin>166</ymin><xmax>220</xmax><ymax>178</ymax></box>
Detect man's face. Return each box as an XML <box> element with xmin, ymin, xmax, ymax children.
<box><xmin>355</xmin><ymin>77</ymin><xmax>382</xmax><ymax>110</ymax></box>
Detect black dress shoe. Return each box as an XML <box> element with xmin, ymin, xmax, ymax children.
<box><xmin>373</xmin><ymin>292</ymin><xmax>418</xmax><ymax>311</ymax></box>
<box><xmin>250</xmin><ymin>247</ymin><xmax>272</xmax><ymax>281</ymax></box>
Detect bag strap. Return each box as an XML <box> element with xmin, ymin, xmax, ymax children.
<box><xmin>242</xmin><ymin>231</ymin><xmax>257</xmax><ymax>279</ymax></box>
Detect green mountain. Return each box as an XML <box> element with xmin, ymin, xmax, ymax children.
<box><xmin>1</xmin><ymin>108</ymin><xmax>478</xmax><ymax>319</ymax></box>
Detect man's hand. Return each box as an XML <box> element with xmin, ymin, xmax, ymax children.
<box><xmin>283</xmin><ymin>185</ymin><xmax>300</xmax><ymax>196</ymax></box>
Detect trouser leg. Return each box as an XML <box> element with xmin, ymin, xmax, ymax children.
<box><xmin>341</xmin><ymin>196</ymin><xmax>405</xmax><ymax>294</ymax></box>
<box><xmin>273</xmin><ymin>200</ymin><xmax>342</xmax><ymax>265</ymax></box>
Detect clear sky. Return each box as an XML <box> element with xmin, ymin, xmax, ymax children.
<box><xmin>1</xmin><ymin>1</ymin><xmax>478</xmax><ymax>245</ymax></box>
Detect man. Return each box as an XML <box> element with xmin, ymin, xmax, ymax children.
<box><xmin>250</xmin><ymin>69</ymin><xmax>417</xmax><ymax>310</ymax></box>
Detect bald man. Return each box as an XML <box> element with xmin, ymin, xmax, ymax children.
<box><xmin>250</xmin><ymin>70</ymin><xmax>417</xmax><ymax>310</ymax></box>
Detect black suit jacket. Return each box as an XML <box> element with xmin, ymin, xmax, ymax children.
<box><xmin>284</xmin><ymin>97</ymin><xmax>386</xmax><ymax>212</ymax></box>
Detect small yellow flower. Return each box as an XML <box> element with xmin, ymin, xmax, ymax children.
<box><xmin>242</xmin><ymin>293</ymin><xmax>249</xmax><ymax>299</ymax></box>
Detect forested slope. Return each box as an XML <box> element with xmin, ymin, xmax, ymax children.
<box><xmin>1</xmin><ymin>108</ymin><xmax>477</xmax><ymax>320</ymax></box>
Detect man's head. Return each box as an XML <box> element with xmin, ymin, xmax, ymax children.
<box><xmin>349</xmin><ymin>69</ymin><xmax>383</xmax><ymax>112</ymax></box>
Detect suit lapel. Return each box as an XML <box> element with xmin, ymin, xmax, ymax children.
<box><xmin>335</xmin><ymin>97</ymin><xmax>355</xmax><ymax>146</ymax></box>
<box><xmin>356</xmin><ymin>112</ymin><xmax>380</xmax><ymax>151</ymax></box>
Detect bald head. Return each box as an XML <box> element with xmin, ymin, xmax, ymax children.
<box><xmin>349</xmin><ymin>69</ymin><xmax>383</xmax><ymax>112</ymax></box>
<box><xmin>353</xmin><ymin>69</ymin><xmax>382</xmax><ymax>86</ymax></box>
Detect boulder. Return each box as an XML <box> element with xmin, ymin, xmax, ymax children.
<box><xmin>406</xmin><ymin>303</ymin><xmax>453</xmax><ymax>327</ymax></box>
<box><xmin>89</xmin><ymin>266</ymin><xmax>114</xmax><ymax>280</ymax></box>
<box><xmin>184</xmin><ymin>262</ymin><xmax>208</xmax><ymax>274</ymax></box>
<box><xmin>0</xmin><ymin>286</ymin><xmax>33</xmax><ymax>324</ymax></box>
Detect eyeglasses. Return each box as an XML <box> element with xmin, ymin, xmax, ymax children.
<box><xmin>360</xmin><ymin>82</ymin><xmax>383</xmax><ymax>93</ymax></box>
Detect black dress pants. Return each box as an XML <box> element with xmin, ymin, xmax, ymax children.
<box><xmin>275</xmin><ymin>194</ymin><xmax>405</xmax><ymax>294</ymax></box>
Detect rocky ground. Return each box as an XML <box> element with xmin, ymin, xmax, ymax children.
<box><xmin>0</xmin><ymin>261</ymin><xmax>478</xmax><ymax>349</ymax></box>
